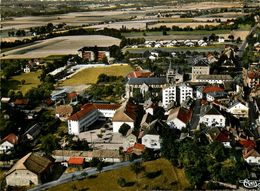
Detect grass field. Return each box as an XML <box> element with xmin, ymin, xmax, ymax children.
<box><xmin>61</xmin><ymin>64</ymin><xmax>133</xmax><ymax>86</ymax></box>
<box><xmin>49</xmin><ymin>158</ymin><xmax>190</xmax><ymax>191</ymax></box>
<box><xmin>6</xmin><ymin>70</ymin><xmax>42</xmax><ymax>95</ymax></box>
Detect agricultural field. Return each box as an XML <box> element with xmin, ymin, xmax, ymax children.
<box><xmin>61</xmin><ymin>64</ymin><xmax>133</xmax><ymax>86</ymax></box>
<box><xmin>3</xmin><ymin>70</ymin><xmax>41</xmax><ymax>95</ymax></box>
<box><xmin>49</xmin><ymin>158</ymin><xmax>190</xmax><ymax>191</ymax></box>
<box><xmin>1</xmin><ymin>35</ymin><xmax>121</xmax><ymax>59</ymax></box>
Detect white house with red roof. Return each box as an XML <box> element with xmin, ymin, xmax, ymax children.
<box><xmin>0</xmin><ymin>133</ymin><xmax>18</xmax><ymax>154</ymax></box>
<box><xmin>68</xmin><ymin>103</ymin><xmax>120</xmax><ymax>135</ymax></box>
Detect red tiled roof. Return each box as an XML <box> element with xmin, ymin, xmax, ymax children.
<box><xmin>239</xmin><ymin>139</ymin><xmax>256</xmax><ymax>149</ymax></box>
<box><xmin>68</xmin><ymin>103</ymin><xmax>96</xmax><ymax>121</ymax></box>
<box><xmin>68</xmin><ymin>157</ymin><xmax>85</xmax><ymax>165</ymax></box>
<box><xmin>2</xmin><ymin>133</ymin><xmax>18</xmax><ymax>145</ymax></box>
<box><xmin>203</xmin><ymin>86</ymin><xmax>224</xmax><ymax>93</ymax></box>
<box><xmin>127</xmin><ymin>70</ymin><xmax>153</xmax><ymax>78</ymax></box>
<box><xmin>248</xmin><ymin>71</ymin><xmax>259</xmax><ymax>79</ymax></box>
<box><xmin>67</xmin><ymin>92</ymin><xmax>77</xmax><ymax>99</ymax></box>
<box><xmin>133</xmin><ymin>143</ymin><xmax>145</xmax><ymax>151</ymax></box>
<box><xmin>14</xmin><ymin>99</ymin><xmax>29</xmax><ymax>105</ymax></box>
<box><xmin>95</xmin><ymin>104</ymin><xmax>120</xmax><ymax>110</ymax></box>
<box><xmin>177</xmin><ymin>107</ymin><xmax>192</xmax><ymax>124</ymax></box>
<box><xmin>68</xmin><ymin>103</ymin><xmax>120</xmax><ymax>121</ymax></box>
<box><xmin>215</xmin><ymin>131</ymin><xmax>229</xmax><ymax>142</ymax></box>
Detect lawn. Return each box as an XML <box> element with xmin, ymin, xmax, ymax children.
<box><xmin>61</xmin><ymin>64</ymin><xmax>133</xmax><ymax>86</ymax></box>
<box><xmin>9</xmin><ymin>70</ymin><xmax>41</xmax><ymax>95</ymax></box>
<box><xmin>238</xmin><ymin>24</ymin><xmax>252</xmax><ymax>31</ymax></box>
<box><xmin>49</xmin><ymin>158</ymin><xmax>190</xmax><ymax>191</ymax></box>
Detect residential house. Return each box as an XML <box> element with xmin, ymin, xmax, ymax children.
<box><xmin>68</xmin><ymin>103</ymin><xmax>120</xmax><ymax>135</ymax></box>
<box><xmin>78</xmin><ymin>46</ymin><xmax>110</xmax><ymax>62</ymax></box>
<box><xmin>199</xmin><ymin>104</ymin><xmax>226</xmax><ymax>128</ymax></box>
<box><xmin>52</xmin><ymin>150</ymin><xmax>93</xmax><ymax>162</ymax></box>
<box><xmin>140</xmin><ymin>120</ymin><xmax>164</xmax><ymax>150</ymax></box>
<box><xmin>243</xmin><ymin>148</ymin><xmax>260</xmax><ymax>165</ymax></box>
<box><xmin>123</xmin><ymin>129</ymin><xmax>137</xmax><ymax>151</ymax></box>
<box><xmin>67</xmin><ymin>92</ymin><xmax>78</xmax><ymax>105</ymax></box>
<box><xmin>5</xmin><ymin>152</ymin><xmax>53</xmax><ymax>186</ymax></box>
<box><xmin>195</xmin><ymin>74</ymin><xmax>233</xmax><ymax>84</ymax></box>
<box><xmin>68</xmin><ymin>157</ymin><xmax>85</xmax><ymax>169</ymax></box>
<box><xmin>127</xmin><ymin>68</ymin><xmax>153</xmax><ymax>79</ymax></box>
<box><xmin>23</xmin><ymin>123</ymin><xmax>42</xmax><ymax>141</ymax></box>
<box><xmin>112</xmin><ymin>100</ymin><xmax>138</xmax><ymax>133</ymax></box>
<box><xmin>125</xmin><ymin>77</ymin><xmax>167</xmax><ymax>99</ymax></box>
<box><xmin>55</xmin><ymin>105</ymin><xmax>73</xmax><ymax>121</ymax></box>
<box><xmin>227</xmin><ymin>100</ymin><xmax>249</xmax><ymax>118</ymax></box>
<box><xmin>206</xmin><ymin>127</ymin><xmax>231</xmax><ymax>148</ymax></box>
<box><xmin>243</xmin><ymin>68</ymin><xmax>260</xmax><ymax>89</ymax></box>
<box><xmin>167</xmin><ymin>106</ymin><xmax>192</xmax><ymax>130</ymax></box>
<box><xmin>140</xmin><ymin>112</ymin><xmax>154</xmax><ymax>130</ymax></box>
<box><xmin>203</xmin><ymin>86</ymin><xmax>227</xmax><ymax>102</ymax></box>
<box><xmin>0</xmin><ymin>133</ymin><xmax>18</xmax><ymax>154</ymax></box>
<box><xmin>14</xmin><ymin>99</ymin><xmax>30</xmax><ymax>109</ymax></box>
<box><xmin>191</xmin><ymin>58</ymin><xmax>210</xmax><ymax>82</ymax></box>
<box><xmin>126</xmin><ymin>143</ymin><xmax>145</xmax><ymax>156</ymax></box>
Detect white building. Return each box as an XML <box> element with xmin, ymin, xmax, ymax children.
<box><xmin>112</xmin><ymin>100</ymin><xmax>138</xmax><ymax>132</ymax></box>
<box><xmin>167</xmin><ymin>107</ymin><xmax>192</xmax><ymax>130</ymax></box>
<box><xmin>227</xmin><ymin>101</ymin><xmax>249</xmax><ymax>118</ymax></box>
<box><xmin>0</xmin><ymin>134</ymin><xmax>18</xmax><ymax>154</ymax></box>
<box><xmin>162</xmin><ymin>82</ymin><xmax>193</xmax><ymax>108</ymax></box>
<box><xmin>243</xmin><ymin>148</ymin><xmax>260</xmax><ymax>165</ymax></box>
<box><xmin>199</xmin><ymin>104</ymin><xmax>226</xmax><ymax>127</ymax></box>
<box><xmin>68</xmin><ymin>103</ymin><xmax>120</xmax><ymax>135</ymax></box>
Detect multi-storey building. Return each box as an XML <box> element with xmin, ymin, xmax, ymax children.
<box><xmin>78</xmin><ymin>46</ymin><xmax>110</xmax><ymax>62</ymax></box>
<box><xmin>68</xmin><ymin>103</ymin><xmax>120</xmax><ymax>135</ymax></box>
<box><xmin>191</xmin><ymin>58</ymin><xmax>210</xmax><ymax>82</ymax></box>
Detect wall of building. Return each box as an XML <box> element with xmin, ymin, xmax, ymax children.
<box><xmin>0</xmin><ymin>141</ymin><xmax>14</xmax><ymax>154</ymax></box>
<box><xmin>167</xmin><ymin>118</ymin><xmax>186</xmax><ymax>130</ymax></box>
<box><xmin>6</xmin><ymin>170</ymin><xmax>39</xmax><ymax>186</ymax></box>
<box><xmin>200</xmin><ymin>114</ymin><xmax>225</xmax><ymax>127</ymax></box>
<box><xmin>192</xmin><ymin>66</ymin><xmax>210</xmax><ymax>81</ymax></box>
<box><xmin>142</xmin><ymin>134</ymin><xmax>161</xmax><ymax>149</ymax></box>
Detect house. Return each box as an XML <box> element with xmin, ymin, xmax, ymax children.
<box><xmin>14</xmin><ymin>98</ymin><xmax>30</xmax><ymax>109</ymax></box>
<box><xmin>218</xmin><ymin>37</ymin><xmax>225</xmax><ymax>43</ymax></box>
<box><xmin>206</xmin><ymin>127</ymin><xmax>231</xmax><ymax>148</ymax></box>
<box><xmin>68</xmin><ymin>157</ymin><xmax>85</xmax><ymax>169</ymax></box>
<box><xmin>125</xmin><ymin>77</ymin><xmax>167</xmax><ymax>99</ymax></box>
<box><xmin>140</xmin><ymin>120</ymin><xmax>164</xmax><ymax>150</ymax></box>
<box><xmin>199</xmin><ymin>104</ymin><xmax>226</xmax><ymax>128</ymax></box>
<box><xmin>140</xmin><ymin>112</ymin><xmax>154</xmax><ymax>130</ymax></box>
<box><xmin>23</xmin><ymin>123</ymin><xmax>42</xmax><ymax>141</ymax></box>
<box><xmin>52</xmin><ymin>150</ymin><xmax>93</xmax><ymax>162</ymax></box>
<box><xmin>127</xmin><ymin>68</ymin><xmax>153</xmax><ymax>79</ymax></box>
<box><xmin>5</xmin><ymin>152</ymin><xmax>53</xmax><ymax>186</ymax></box>
<box><xmin>78</xmin><ymin>46</ymin><xmax>110</xmax><ymax>62</ymax></box>
<box><xmin>67</xmin><ymin>92</ymin><xmax>78</xmax><ymax>105</ymax></box>
<box><xmin>227</xmin><ymin>101</ymin><xmax>249</xmax><ymax>118</ymax></box>
<box><xmin>112</xmin><ymin>99</ymin><xmax>138</xmax><ymax>133</ymax></box>
<box><xmin>243</xmin><ymin>148</ymin><xmax>260</xmax><ymax>165</ymax></box>
<box><xmin>68</xmin><ymin>103</ymin><xmax>120</xmax><ymax>135</ymax></box>
<box><xmin>195</xmin><ymin>74</ymin><xmax>233</xmax><ymax>84</ymax></box>
<box><xmin>55</xmin><ymin>105</ymin><xmax>73</xmax><ymax>121</ymax></box>
<box><xmin>0</xmin><ymin>133</ymin><xmax>18</xmax><ymax>154</ymax></box>
<box><xmin>123</xmin><ymin>129</ymin><xmax>137</xmax><ymax>151</ymax></box>
<box><xmin>167</xmin><ymin>106</ymin><xmax>192</xmax><ymax>130</ymax></box>
<box><xmin>243</xmin><ymin>68</ymin><xmax>260</xmax><ymax>89</ymax></box>
<box><xmin>202</xmin><ymin>86</ymin><xmax>227</xmax><ymax>102</ymax></box>
<box><xmin>126</xmin><ymin>143</ymin><xmax>145</xmax><ymax>156</ymax></box>
<box><xmin>191</xmin><ymin>58</ymin><xmax>210</xmax><ymax>82</ymax></box>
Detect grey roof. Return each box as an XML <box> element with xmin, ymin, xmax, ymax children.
<box><xmin>197</xmin><ymin>75</ymin><xmax>233</xmax><ymax>81</ymax></box>
<box><xmin>23</xmin><ymin>123</ymin><xmax>42</xmax><ymax>140</ymax></box>
<box><xmin>207</xmin><ymin>91</ymin><xmax>227</xmax><ymax>98</ymax></box>
<box><xmin>193</xmin><ymin>58</ymin><xmax>209</xmax><ymax>67</ymax></box>
<box><xmin>127</xmin><ymin>77</ymin><xmax>167</xmax><ymax>85</ymax></box>
<box><xmin>200</xmin><ymin>104</ymin><xmax>223</xmax><ymax>117</ymax></box>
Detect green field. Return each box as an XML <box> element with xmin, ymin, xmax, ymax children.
<box><xmin>61</xmin><ymin>64</ymin><xmax>133</xmax><ymax>86</ymax></box>
<box><xmin>49</xmin><ymin>158</ymin><xmax>190</xmax><ymax>191</ymax></box>
<box><xmin>238</xmin><ymin>24</ymin><xmax>252</xmax><ymax>31</ymax></box>
<box><xmin>6</xmin><ymin>70</ymin><xmax>42</xmax><ymax>95</ymax></box>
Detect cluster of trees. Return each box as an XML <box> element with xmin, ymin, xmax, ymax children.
<box><xmin>120</xmin><ymin>37</ymin><xmax>145</xmax><ymax>48</ymax></box>
<box><xmin>1</xmin><ymin>59</ymin><xmax>27</xmax><ymax>79</ymax></box>
<box><xmin>161</xmin><ymin>128</ymin><xmax>249</xmax><ymax>189</ymax></box>
<box><xmin>8</xmin><ymin>30</ymin><xmax>26</xmax><ymax>37</ymax></box>
<box><xmin>97</xmin><ymin>74</ymin><xmax>124</xmax><ymax>84</ymax></box>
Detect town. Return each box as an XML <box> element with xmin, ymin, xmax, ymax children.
<box><xmin>0</xmin><ymin>0</ymin><xmax>260</xmax><ymax>190</ymax></box>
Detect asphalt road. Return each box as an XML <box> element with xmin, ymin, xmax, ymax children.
<box><xmin>28</xmin><ymin>158</ymin><xmax>142</xmax><ymax>191</ymax></box>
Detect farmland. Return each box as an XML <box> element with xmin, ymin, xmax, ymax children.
<box><xmin>60</xmin><ymin>64</ymin><xmax>133</xmax><ymax>86</ymax></box>
<box><xmin>48</xmin><ymin>158</ymin><xmax>190</xmax><ymax>191</ymax></box>
<box><xmin>1</xmin><ymin>35</ymin><xmax>121</xmax><ymax>59</ymax></box>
